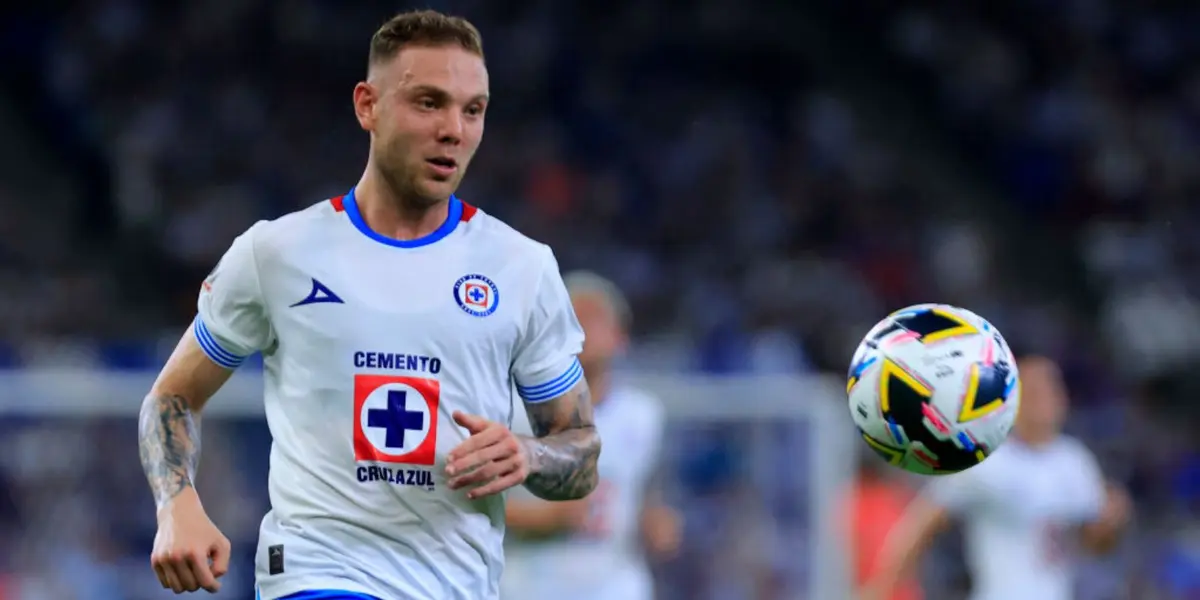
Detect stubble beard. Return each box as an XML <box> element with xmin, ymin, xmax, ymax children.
<box><xmin>377</xmin><ymin>153</ymin><xmax>445</xmax><ymax>211</ymax></box>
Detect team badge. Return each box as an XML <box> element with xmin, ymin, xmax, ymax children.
<box><xmin>353</xmin><ymin>374</ymin><xmax>440</xmax><ymax>465</ymax></box>
<box><xmin>453</xmin><ymin>274</ymin><xmax>499</xmax><ymax>317</ymax></box>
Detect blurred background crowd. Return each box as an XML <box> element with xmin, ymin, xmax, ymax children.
<box><xmin>1</xmin><ymin>0</ymin><xmax>1198</xmax><ymax>598</ymax></box>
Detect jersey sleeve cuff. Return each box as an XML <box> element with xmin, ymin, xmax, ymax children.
<box><xmin>516</xmin><ymin>358</ymin><xmax>583</xmax><ymax>403</ymax></box>
<box><xmin>192</xmin><ymin>316</ymin><xmax>248</xmax><ymax>369</ymax></box>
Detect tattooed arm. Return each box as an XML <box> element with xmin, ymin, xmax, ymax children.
<box><xmin>139</xmin><ymin>330</ymin><xmax>234</xmax><ymax>509</ymax></box>
<box><xmin>140</xmin><ymin>328</ymin><xmax>238</xmax><ymax>594</ymax></box>
<box><xmin>518</xmin><ymin>378</ymin><xmax>602</xmax><ymax>501</ymax></box>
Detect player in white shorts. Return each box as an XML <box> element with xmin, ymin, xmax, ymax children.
<box><xmin>503</xmin><ymin>272</ymin><xmax>682</xmax><ymax>600</ymax></box>
<box><xmin>136</xmin><ymin>10</ymin><xmax>601</xmax><ymax>600</ymax></box>
<box><xmin>861</xmin><ymin>355</ymin><xmax>1131</xmax><ymax>600</ymax></box>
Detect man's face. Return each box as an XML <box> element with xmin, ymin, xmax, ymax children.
<box><xmin>573</xmin><ymin>294</ymin><xmax>626</xmax><ymax>372</ymax></box>
<box><xmin>1015</xmin><ymin>356</ymin><xmax>1068</xmax><ymax>436</ymax></box>
<box><xmin>354</xmin><ymin>44</ymin><xmax>489</xmax><ymax>204</ymax></box>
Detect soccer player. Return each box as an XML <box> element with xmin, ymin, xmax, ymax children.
<box><xmin>136</xmin><ymin>11</ymin><xmax>601</xmax><ymax>600</ymax></box>
<box><xmin>501</xmin><ymin>271</ymin><xmax>680</xmax><ymax>600</ymax></box>
<box><xmin>859</xmin><ymin>355</ymin><xmax>1131</xmax><ymax>600</ymax></box>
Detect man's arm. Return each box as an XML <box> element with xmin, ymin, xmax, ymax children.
<box><xmin>1079</xmin><ymin>483</ymin><xmax>1131</xmax><ymax>555</ymax></box>
<box><xmin>860</xmin><ymin>495</ymin><xmax>951</xmax><ymax>599</ymax></box>
<box><xmin>141</xmin><ymin>327</ymin><xmax>240</xmax><ymax>594</ymax></box>
<box><xmin>639</xmin><ymin>463</ymin><xmax>682</xmax><ymax>558</ymax></box>
<box><xmin>517</xmin><ymin>378</ymin><xmax>601</xmax><ymax>501</ymax></box>
<box><xmin>504</xmin><ymin>497</ymin><xmax>589</xmax><ymax>536</ymax></box>
<box><xmin>139</xmin><ymin>329</ymin><xmax>234</xmax><ymax>509</ymax></box>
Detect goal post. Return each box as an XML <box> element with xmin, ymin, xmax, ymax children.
<box><xmin>0</xmin><ymin>369</ymin><xmax>855</xmax><ymax>599</ymax></box>
<box><xmin>623</xmin><ymin>373</ymin><xmax>856</xmax><ymax>600</ymax></box>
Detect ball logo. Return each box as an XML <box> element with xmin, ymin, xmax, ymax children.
<box><xmin>453</xmin><ymin>274</ymin><xmax>499</xmax><ymax>317</ymax></box>
<box><xmin>353</xmin><ymin>374</ymin><xmax>440</xmax><ymax>465</ymax></box>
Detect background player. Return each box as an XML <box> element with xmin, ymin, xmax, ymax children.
<box><xmin>137</xmin><ymin>10</ymin><xmax>600</xmax><ymax>600</ymax></box>
<box><xmin>502</xmin><ymin>271</ymin><xmax>682</xmax><ymax>600</ymax></box>
<box><xmin>860</xmin><ymin>355</ymin><xmax>1131</xmax><ymax>600</ymax></box>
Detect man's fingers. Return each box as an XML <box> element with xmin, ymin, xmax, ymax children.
<box><xmin>447</xmin><ymin>435</ymin><xmax>518</xmax><ymax>479</ymax></box>
<box><xmin>152</xmin><ymin>561</ymin><xmax>172</xmax><ymax>589</ymax></box>
<box><xmin>173</xmin><ymin>554</ymin><xmax>200</xmax><ymax>592</ymax></box>
<box><xmin>448</xmin><ymin>455</ymin><xmax>509</xmax><ymax>489</ymax></box>
<box><xmin>187</xmin><ymin>553</ymin><xmax>220</xmax><ymax>593</ymax></box>
<box><xmin>159</xmin><ymin>558</ymin><xmax>187</xmax><ymax>593</ymax></box>
<box><xmin>452</xmin><ymin>411</ymin><xmax>489</xmax><ymax>433</ymax></box>
<box><xmin>467</xmin><ymin>463</ymin><xmax>526</xmax><ymax>499</ymax></box>
<box><xmin>210</xmin><ymin>539</ymin><xmax>231</xmax><ymax>578</ymax></box>
<box><xmin>446</xmin><ymin>428</ymin><xmax>507</xmax><ymax>472</ymax></box>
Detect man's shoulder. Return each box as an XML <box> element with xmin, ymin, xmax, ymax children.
<box><xmin>224</xmin><ymin>197</ymin><xmax>347</xmax><ymax>269</ymax></box>
<box><xmin>1047</xmin><ymin>435</ymin><xmax>1100</xmax><ymax>472</ymax></box>
<box><xmin>249</xmin><ymin>196</ymin><xmax>344</xmax><ymax>244</ymax></box>
<box><xmin>460</xmin><ymin>204</ymin><xmax>555</xmax><ymax>264</ymax></box>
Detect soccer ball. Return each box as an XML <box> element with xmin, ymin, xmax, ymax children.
<box><xmin>847</xmin><ymin>303</ymin><xmax>1021</xmax><ymax>475</ymax></box>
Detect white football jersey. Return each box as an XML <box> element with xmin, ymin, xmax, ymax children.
<box><xmin>924</xmin><ymin>436</ymin><xmax>1106</xmax><ymax>600</ymax></box>
<box><xmin>502</xmin><ymin>385</ymin><xmax>665</xmax><ymax>600</ymax></box>
<box><xmin>193</xmin><ymin>189</ymin><xmax>585</xmax><ymax>600</ymax></box>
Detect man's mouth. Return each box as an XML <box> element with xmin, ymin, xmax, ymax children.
<box><xmin>425</xmin><ymin>157</ymin><xmax>458</xmax><ymax>176</ymax></box>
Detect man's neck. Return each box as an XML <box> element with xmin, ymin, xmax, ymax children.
<box><xmin>1013</xmin><ymin>428</ymin><xmax>1056</xmax><ymax>449</ymax></box>
<box><xmin>355</xmin><ymin>171</ymin><xmax>449</xmax><ymax>241</ymax></box>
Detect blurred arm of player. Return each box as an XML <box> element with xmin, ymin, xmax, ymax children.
<box><xmin>1074</xmin><ymin>439</ymin><xmax>1132</xmax><ymax>554</ymax></box>
<box><xmin>1079</xmin><ymin>483</ymin><xmax>1130</xmax><ymax>554</ymax></box>
<box><xmin>858</xmin><ymin>492</ymin><xmax>950</xmax><ymax>600</ymax></box>
<box><xmin>1067</xmin><ymin>435</ymin><xmax>1131</xmax><ymax>555</ymax></box>
<box><xmin>503</xmin><ymin>419</ymin><xmax>681</xmax><ymax>558</ymax></box>
<box><xmin>860</xmin><ymin>464</ymin><xmax>985</xmax><ymax>600</ymax></box>
<box><xmin>447</xmin><ymin>249</ymin><xmax>601</xmax><ymax>501</ymax></box>
<box><xmin>504</xmin><ymin>491</ymin><xmax>591</xmax><ymax>536</ymax></box>
<box><xmin>638</xmin><ymin>468</ymin><xmax>683</xmax><ymax>560</ymax></box>
<box><xmin>634</xmin><ymin>397</ymin><xmax>681</xmax><ymax>560</ymax></box>
<box><xmin>138</xmin><ymin>225</ymin><xmax>270</xmax><ymax>594</ymax></box>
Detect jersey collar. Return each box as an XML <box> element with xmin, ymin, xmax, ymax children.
<box><xmin>342</xmin><ymin>187</ymin><xmax>464</xmax><ymax>249</ymax></box>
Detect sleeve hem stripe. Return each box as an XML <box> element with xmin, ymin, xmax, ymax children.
<box><xmin>515</xmin><ymin>357</ymin><xmax>581</xmax><ymax>395</ymax></box>
<box><xmin>519</xmin><ymin>359</ymin><xmax>583</xmax><ymax>403</ymax></box>
<box><xmin>192</xmin><ymin>317</ymin><xmax>246</xmax><ymax>370</ymax></box>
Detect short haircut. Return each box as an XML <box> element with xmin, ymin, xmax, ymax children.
<box><xmin>368</xmin><ymin>9</ymin><xmax>484</xmax><ymax>69</ymax></box>
<box><xmin>562</xmin><ymin>271</ymin><xmax>632</xmax><ymax>331</ymax></box>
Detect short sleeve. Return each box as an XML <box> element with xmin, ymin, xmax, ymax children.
<box><xmin>511</xmin><ymin>247</ymin><xmax>585</xmax><ymax>403</ymax></box>
<box><xmin>193</xmin><ymin>223</ymin><xmax>273</xmax><ymax>369</ymax></box>
<box><xmin>1071</xmin><ymin>443</ymin><xmax>1107</xmax><ymax>522</ymax></box>
<box><xmin>642</xmin><ymin>396</ymin><xmax>668</xmax><ymax>467</ymax></box>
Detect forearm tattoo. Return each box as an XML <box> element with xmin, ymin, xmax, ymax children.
<box><xmin>138</xmin><ymin>393</ymin><xmax>202</xmax><ymax>508</ymax></box>
<box><xmin>520</xmin><ymin>380</ymin><xmax>601</xmax><ymax>501</ymax></box>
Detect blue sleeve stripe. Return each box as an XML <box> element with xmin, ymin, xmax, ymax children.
<box><xmin>276</xmin><ymin>590</ymin><xmax>384</xmax><ymax>600</ymax></box>
<box><xmin>518</xmin><ymin>358</ymin><xmax>583</xmax><ymax>403</ymax></box>
<box><xmin>515</xmin><ymin>357</ymin><xmax>581</xmax><ymax>396</ymax></box>
<box><xmin>192</xmin><ymin>317</ymin><xmax>246</xmax><ymax>370</ymax></box>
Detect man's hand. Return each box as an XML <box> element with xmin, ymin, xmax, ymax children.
<box><xmin>447</xmin><ymin>411</ymin><xmax>531</xmax><ymax>499</ymax></box>
<box><xmin>1100</xmin><ymin>483</ymin><xmax>1132</xmax><ymax>527</ymax></box>
<box><xmin>641</xmin><ymin>504</ymin><xmax>682</xmax><ymax>559</ymax></box>
<box><xmin>150</xmin><ymin>488</ymin><xmax>231</xmax><ymax>594</ymax></box>
<box><xmin>1081</xmin><ymin>482</ymin><xmax>1132</xmax><ymax>554</ymax></box>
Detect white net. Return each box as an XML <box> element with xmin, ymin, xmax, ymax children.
<box><xmin>0</xmin><ymin>370</ymin><xmax>855</xmax><ymax>600</ymax></box>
